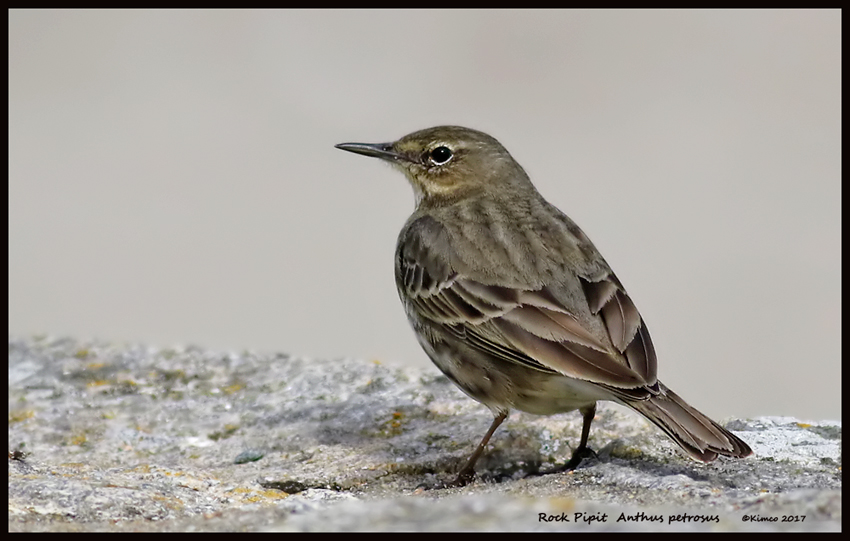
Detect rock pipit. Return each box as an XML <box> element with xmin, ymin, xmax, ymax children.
<box><xmin>336</xmin><ymin>126</ymin><xmax>751</xmax><ymax>487</ymax></box>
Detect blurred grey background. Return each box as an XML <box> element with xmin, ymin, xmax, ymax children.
<box><xmin>9</xmin><ymin>10</ymin><xmax>840</xmax><ymax>421</ymax></box>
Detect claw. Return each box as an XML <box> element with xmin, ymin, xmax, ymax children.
<box><xmin>562</xmin><ymin>445</ymin><xmax>598</xmax><ymax>471</ymax></box>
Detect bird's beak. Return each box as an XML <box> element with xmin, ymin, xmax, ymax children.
<box><xmin>335</xmin><ymin>142</ymin><xmax>408</xmax><ymax>163</ymax></box>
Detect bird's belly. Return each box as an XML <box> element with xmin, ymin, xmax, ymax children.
<box><xmin>508</xmin><ymin>375</ymin><xmax>612</xmax><ymax>415</ymax></box>
<box><xmin>414</xmin><ymin>327</ymin><xmax>611</xmax><ymax>416</ymax></box>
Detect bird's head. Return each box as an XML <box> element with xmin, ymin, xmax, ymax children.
<box><xmin>336</xmin><ymin>125</ymin><xmax>531</xmax><ymax>206</ymax></box>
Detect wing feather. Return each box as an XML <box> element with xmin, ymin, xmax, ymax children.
<box><xmin>397</xmin><ymin>215</ymin><xmax>658</xmax><ymax>389</ymax></box>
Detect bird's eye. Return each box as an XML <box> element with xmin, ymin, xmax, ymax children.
<box><xmin>429</xmin><ymin>146</ymin><xmax>453</xmax><ymax>165</ymax></box>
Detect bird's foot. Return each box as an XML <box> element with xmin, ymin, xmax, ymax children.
<box><xmin>416</xmin><ymin>468</ymin><xmax>476</xmax><ymax>490</ymax></box>
<box><xmin>561</xmin><ymin>445</ymin><xmax>597</xmax><ymax>471</ymax></box>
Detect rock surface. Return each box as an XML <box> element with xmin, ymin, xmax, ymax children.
<box><xmin>8</xmin><ymin>337</ymin><xmax>841</xmax><ymax>531</ymax></box>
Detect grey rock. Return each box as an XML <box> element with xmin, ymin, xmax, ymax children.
<box><xmin>8</xmin><ymin>337</ymin><xmax>840</xmax><ymax>531</ymax></box>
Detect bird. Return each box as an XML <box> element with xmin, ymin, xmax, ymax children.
<box><xmin>335</xmin><ymin>125</ymin><xmax>752</xmax><ymax>487</ymax></box>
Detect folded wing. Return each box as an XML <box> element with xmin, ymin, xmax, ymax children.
<box><xmin>396</xmin><ymin>216</ymin><xmax>658</xmax><ymax>393</ymax></box>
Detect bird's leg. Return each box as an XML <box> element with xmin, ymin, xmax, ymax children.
<box><xmin>446</xmin><ymin>411</ymin><xmax>507</xmax><ymax>488</ymax></box>
<box><xmin>562</xmin><ymin>403</ymin><xmax>598</xmax><ymax>471</ymax></box>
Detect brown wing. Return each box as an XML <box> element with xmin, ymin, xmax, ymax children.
<box><xmin>581</xmin><ymin>272</ymin><xmax>657</xmax><ymax>385</ymax></box>
<box><xmin>396</xmin><ymin>215</ymin><xmax>658</xmax><ymax>390</ymax></box>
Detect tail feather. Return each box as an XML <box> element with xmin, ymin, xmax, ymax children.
<box><xmin>626</xmin><ymin>382</ymin><xmax>752</xmax><ymax>462</ymax></box>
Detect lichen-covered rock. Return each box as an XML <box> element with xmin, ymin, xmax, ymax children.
<box><xmin>8</xmin><ymin>337</ymin><xmax>841</xmax><ymax>531</ymax></box>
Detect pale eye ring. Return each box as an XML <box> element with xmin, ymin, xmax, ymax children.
<box><xmin>429</xmin><ymin>146</ymin><xmax>453</xmax><ymax>165</ymax></box>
